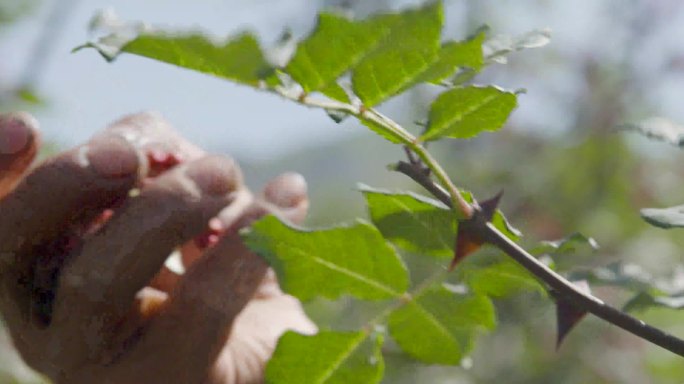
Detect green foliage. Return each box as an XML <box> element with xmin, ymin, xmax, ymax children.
<box><xmin>387</xmin><ymin>286</ymin><xmax>495</xmax><ymax>364</ymax></box>
<box><xmin>286</xmin><ymin>13</ymin><xmax>387</xmax><ymax>96</ymax></box>
<box><xmin>422</xmin><ymin>86</ymin><xmax>518</xmax><ymax>141</ymax></box>
<box><xmin>76</xmin><ymin>32</ymin><xmax>274</xmax><ymax>86</ymax></box>
<box><xmin>243</xmin><ymin>215</ymin><xmax>409</xmax><ymax>300</ymax></box>
<box><xmin>361</xmin><ymin>185</ymin><xmax>455</xmax><ymax>259</ymax></box>
<box><xmin>78</xmin><ymin>0</ymin><xmax>679</xmax><ymax>381</ymax></box>
<box><xmin>463</xmin><ymin>260</ymin><xmax>545</xmax><ymax>298</ymax></box>
<box><xmin>265</xmin><ymin>330</ymin><xmax>384</xmax><ymax>384</ymax></box>
<box><xmin>350</xmin><ymin>2</ymin><xmax>442</xmax><ymax>106</ymax></box>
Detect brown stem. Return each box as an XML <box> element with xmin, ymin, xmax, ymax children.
<box><xmin>393</xmin><ymin>161</ymin><xmax>684</xmax><ymax>357</ymax></box>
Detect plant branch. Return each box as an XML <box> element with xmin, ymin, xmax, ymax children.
<box><xmin>271</xmin><ymin>87</ymin><xmax>473</xmax><ymax>219</ymax></box>
<box><xmin>394</xmin><ymin>160</ymin><xmax>684</xmax><ymax>357</ymax></box>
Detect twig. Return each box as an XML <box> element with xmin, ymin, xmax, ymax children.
<box><xmin>394</xmin><ymin>160</ymin><xmax>684</xmax><ymax>357</ymax></box>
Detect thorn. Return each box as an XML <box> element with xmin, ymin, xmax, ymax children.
<box><xmin>478</xmin><ymin>190</ymin><xmax>504</xmax><ymax>221</ymax></box>
<box><xmin>555</xmin><ymin>280</ymin><xmax>591</xmax><ymax>349</ymax></box>
<box><xmin>449</xmin><ymin>223</ymin><xmax>484</xmax><ymax>271</ymax></box>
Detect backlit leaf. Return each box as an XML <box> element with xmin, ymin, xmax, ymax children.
<box><xmin>266</xmin><ymin>330</ymin><xmax>384</xmax><ymax>384</ymax></box>
<box><xmin>242</xmin><ymin>215</ymin><xmax>409</xmax><ymax>301</ymax></box>
<box><xmin>388</xmin><ymin>286</ymin><xmax>494</xmax><ymax>365</ymax></box>
<box><xmin>352</xmin><ymin>2</ymin><xmax>442</xmax><ymax>106</ymax></box>
<box><xmin>77</xmin><ymin>32</ymin><xmax>273</xmax><ymax>86</ymax></box>
<box><xmin>465</xmin><ymin>260</ymin><xmax>545</xmax><ymax>297</ymax></box>
<box><xmin>285</xmin><ymin>13</ymin><xmax>387</xmax><ymax>93</ymax></box>
<box><xmin>360</xmin><ymin>185</ymin><xmax>455</xmax><ymax>259</ymax></box>
<box><xmin>422</xmin><ymin>86</ymin><xmax>517</xmax><ymax>141</ymax></box>
<box><xmin>416</xmin><ymin>31</ymin><xmax>485</xmax><ymax>84</ymax></box>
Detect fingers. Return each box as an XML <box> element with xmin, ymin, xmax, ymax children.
<box><xmin>0</xmin><ymin>112</ymin><xmax>40</xmax><ymax>198</ymax></box>
<box><xmin>49</xmin><ymin>155</ymin><xmax>244</xmax><ymax>369</ymax></box>
<box><xmin>54</xmin><ymin>155</ymin><xmax>244</xmax><ymax>317</ymax></box>
<box><xmin>0</xmin><ymin>133</ymin><xmax>143</xmax><ymax>323</ymax></box>
<box><xmin>98</xmin><ymin>111</ymin><xmax>205</xmax><ymax>176</ymax></box>
<box><xmin>114</xmin><ymin>173</ymin><xmax>309</xmax><ymax>384</ymax></box>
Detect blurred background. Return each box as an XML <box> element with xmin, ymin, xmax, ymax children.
<box><xmin>3</xmin><ymin>0</ymin><xmax>684</xmax><ymax>382</ymax></box>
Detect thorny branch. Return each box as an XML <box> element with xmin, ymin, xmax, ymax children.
<box><xmin>394</xmin><ymin>159</ymin><xmax>684</xmax><ymax>357</ymax></box>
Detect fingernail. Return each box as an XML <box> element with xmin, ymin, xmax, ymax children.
<box><xmin>263</xmin><ymin>172</ymin><xmax>307</xmax><ymax>208</ymax></box>
<box><xmin>185</xmin><ymin>156</ymin><xmax>242</xmax><ymax>196</ymax></box>
<box><xmin>0</xmin><ymin>112</ymin><xmax>37</xmax><ymax>154</ymax></box>
<box><xmin>87</xmin><ymin>136</ymin><xmax>140</xmax><ymax>178</ymax></box>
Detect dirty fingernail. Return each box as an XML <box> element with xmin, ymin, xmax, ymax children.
<box><xmin>0</xmin><ymin>112</ymin><xmax>37</xmax><ymax>154</ymax></box>
<box><xmin>185</xmin><ymin>156</ymin><xmax>242</xmax><ymax>196</ymax></box>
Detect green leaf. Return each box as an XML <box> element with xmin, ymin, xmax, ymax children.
<box><xmin>388</xmin><ymin>286</ymin><xmax>494</xmax><ymax>365</ymax></box>
<box><xmin>361</xmin><ymin>185</ymin><xmax>456</xmax><ymax>259</ymax></box>
<box><xmin>415</xmin><ymin>31</ymin><xmax>485</xmax><ymax>85</ymax></box>
<box><xmin>490</xmin><ymin>208</ymin><xmax>522</xmax><ymax>242</ymax></box>
<box><xmin>641</xmin><ymin>204</ymin><xmax>684</xmax><ymax>229</ymax></box>
<box><xmin>620</xmin><ymin>117</ymin><xmax>684</xmax><ymax>148</ymax></box>
<box><xmin>352</xmin><ymin>2</ymin><xmax>442</xmax><ymax>106</ymax></box>
<box><xmin>359</xmin><ymin>119</ymin><xmax>405</xmax><ymax>144</ymax></box>
<box><xmin>242</xmin><ymin>215</ymin><xmax>409</xmax><ymax>301</ymax></box>
<box><xmin>266</xmin><ymin>330</ymin><xmax>384</xmax><ymax>384</ymax></box>
<box><xmin>465</xmin><ymin>260</ymin><xmax>544</xmax><ymax>297</ymax></box>
<box><xmin>568</xmin><ymin>261</ymin><xmax>662</xmax><ymax>294</ymax></box>
<box><xmin>623</xmin><ymin>292</ymin><xmax>684</xmax><ymax>312</ymax></box>
<box><xmin>422</xmin><ymin>85</ymin><xmax>517</xmax><ymax>141</ymax></box>
<box><xmin>320</xmin><ymin>82</ymin><xmax>351</xmax><ymax>103</ymax></box>
<box><xmin>532</xmin><ymin>232</ymin><xmax>600</xmax><ymax>256</ymax></box>
<box><xmin>285</xmin><ymin>13</ymin><xmax>387</xmax><ymax>94</ymax></box>
<box><xmin>77</xmin><ymin>32</ymin><xmax>273</xmax><ymax>86</ymax></box>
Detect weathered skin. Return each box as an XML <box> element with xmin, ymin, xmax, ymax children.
<box><xmin>0</xmin><ymin>111</ymin><xmax>315</xmax><ymax>384</ymax></box>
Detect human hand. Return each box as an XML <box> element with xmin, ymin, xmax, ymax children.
<box><xmin>0</xmin><ymin>111</ymin><xmax>315</xmax><ymax>384</ymax></box>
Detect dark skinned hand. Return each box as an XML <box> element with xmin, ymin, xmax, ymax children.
<box><xmin>0</xmin><ymin>111</ymin><xmax>315</xmax><ymax>384</ymax></box>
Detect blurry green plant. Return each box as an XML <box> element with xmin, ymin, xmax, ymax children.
<box><xmin>77</xmin><ymin>1</ymin><xmax>684</xmax><ymax>382</ymax></box>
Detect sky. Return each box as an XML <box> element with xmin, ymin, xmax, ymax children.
<box><xmin>3</xmin><ymin>0</ymin><xmax>684</xmax><ymax>162</ymax></box>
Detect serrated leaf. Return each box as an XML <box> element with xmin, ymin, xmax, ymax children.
<box><xmin>465</xmin><ymin>260</ymin><xmax>545</xmax><ymax>297</ymax></box>
<box><xmin>243</xmin><ymin>215</ymin><xmax>409</xmax><ymax>301</ymax></box>
<box><xmin>620</xmin><ymin>117</ymin><xmax>684</xmax><ymax>148</ymax></box>
<box><xmin>641</xmin><ymin>204</ymin><xmax>684</xmax><ymax>229</ymax></box>
<box><xmin>360</xmin><ymin>185</ymin><xmax>455</xmax><ymax>259</ymax></box>
<box><xmin>484</xmin><ymin>28</ymin><xmax>551</xmax><ymax>64</ymax></box>
<box><xmin>321</xmin><ymin>82</ymin><xmax>351</xmax><ymax>103</ymax></box>
<box><xmin>568</xmin><ymin>262</ymin><xmax>660</xmax><ymax>294</ymax></box>
<box><xmin>388</xmin><ymin>286</ymin><xmax>494</xmax><ymax>365</ymax></box>
<box><xmin>77</xmin><ymin>32</ymin><xmax>273</xmax><ymax>86</ymax></box>
<box><xmin>266</xmin><ymin>330</ymin><xmax>384</xmax><ymax>384</ymax></box>
<box><xmin>416</xmin><ymin>31</ymin><xmax>485</xmax><ymax>85</ymax></box>
<box><xmin>285</xmin><ymin>13</ymin><xmax>387</xmax><ymax>94</ymax></box>
<box><xmin>360</xmin><ymin>119</ymin><xmax>405</xmax><ymax>144</ymax></box>
<box><xmin>352</xmin><ymin>2</ymin><xmax>442</xmax><ymax>106</ymax></box>
<box><xmin>422</xmin><ymin>85</ymin><xmax>517</xmax><ymax>141</ymax></box>
<box><xmin>532</xmin><ymin>232</ymin><xmax>600</xmax><ymax>256</ymax></box>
